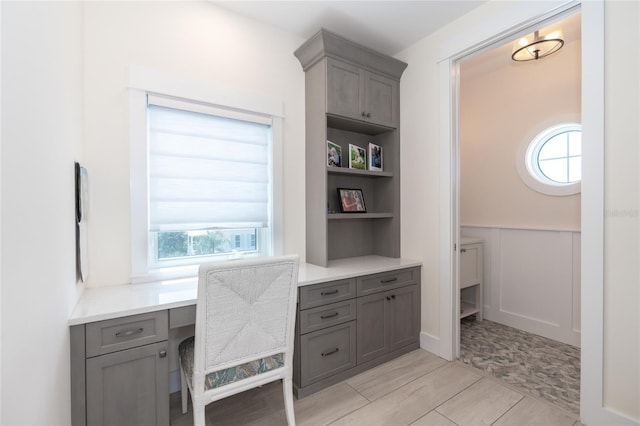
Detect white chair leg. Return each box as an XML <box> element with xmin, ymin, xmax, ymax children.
<box><xmin>282</xmin><ymin>377</ymin><xmax>296</xmax><ymax>426</ymax></box>
<box><xmin>192</xmin><ymin>400</ymin><xmax>206</xmax><ymax>426</ymax></box>
<box><xmin>180</xmin><ymin>365</ymin><xmax>188</xmax><ymax>414</ymax></box>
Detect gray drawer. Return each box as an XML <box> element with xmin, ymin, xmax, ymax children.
<box><xmin>300</xmin><ymin>321</ymin><xmax>356</xmax><ymax>386</ymax></box>
<box><xmin>299</xmin><ymin>299</ymin><xmax>356</xmax><ymax>335</ymax></box>
<box><xmin>299</xmin><ymin>279</ymin><xmax>356</xmax><ymax>310</ymax></box>
<box><xmin>86</xmin><ymin>311</ymin><xmax>168</xmax><ymax>357</ymax></box>
<box><xmin>357</xmin><ymin>267</ymin><xmax>419</xmax><ymax>296</ymax></box>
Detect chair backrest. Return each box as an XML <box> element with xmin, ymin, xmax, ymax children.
<box><xmin>192</xmin><ymin>255</ymin><xmax>299</xmax><ymax>381</ymax></box>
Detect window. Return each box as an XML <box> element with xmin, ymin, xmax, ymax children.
<box><xmin>517</xmin><ymin>123</ymin><xmax>582</xmax><ymax>196</ymax></box>
<box><xmin>129</xmin><ymin>68</ymin><xmax>284</xmax><ymax>283</ymax></box>
<box><xmin>145</xmin><ymin>95</ymin><xmax>272</xmax><ymax>271</ymax></box>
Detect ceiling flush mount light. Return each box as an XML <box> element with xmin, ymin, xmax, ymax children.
<box><xmin>512</xmin><ymin>30</ymin><xmax>564</xmax><ymax>61</ymax></box>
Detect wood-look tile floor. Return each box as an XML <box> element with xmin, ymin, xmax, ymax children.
<box><xmin>170</xmin><ymin>349</ymin><xmax>582</xmax><ymax>426</ymax></box>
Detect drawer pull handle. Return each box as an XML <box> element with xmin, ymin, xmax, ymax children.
<box><xmin>320</xmin><ymin>312</ymin><xmax>339</xmax><ymax>320</ymax></box>
<box><xmin>321</xmin><ymin>348</ymin><xmax>339</xmax><ymax>357</ymax></box>
<box><xmin>115</xmin><ymin>327</ymin><xmax>144</xmax><ymax>338</ymax></box>
<box><xmin>381</xmin><ymin>278</ymin><xmax>398</xmax><ymax>284</ymax></box>
<box><xmin>159</xmin><ymin>350</ymin><xmax>167</xmax><ymax>358</ymax></box>
<box><xmin>320</xmin><ymin>289</ymin><xmax>339</xmax><ymax>296</ymax></box>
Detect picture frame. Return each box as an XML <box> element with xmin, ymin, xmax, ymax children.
<box><xmin>337</xmin><ymin>188</ymin><xmax>366</xmax><ymax>213</ymax></box>
<box><xmin>327</xmin><ymin>140</ymin><xmax>342</xmax><ymax>168</ymax></box>
<box><xmin>349</xmin><ymin>144</ymin><xmax>366</xmax><ymax>170</ymax></box>
<box><xmin>368</xmin><ymin>142</ymin><xmax>383</xmax><ymax>171</ymax></box>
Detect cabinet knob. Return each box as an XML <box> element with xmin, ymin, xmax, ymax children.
<box><xmin>366</xmin><ymin>113</ymin><xmax>371</xmax><ymax>118</ymax></box>
<box><xmin>460</xmin><ymin>248</ymin><xmax>467</xmax><ymax>253</ymax></box>
<box><xmin>386</xmin><ymin>296</ymin><xmax>391</xmax><ymax>301</ymax></box>
<box><xmin>159</xmin><ymin>350</ymin><xmax>167</xmax><ymax>358</ymax></box>
<box><xmin>391</xmin><ymin>295</ymin><xmax>396</xmax><ymax>299</ymax></box>
<box><xmin>361</xmin><ymin>111</ymin><xmax>366</xmax><ymax>117</ymax></box>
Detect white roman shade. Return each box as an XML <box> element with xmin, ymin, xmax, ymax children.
<box><xmin>147</xmin><ymin>95</ymin><xmax>272</xmax><ymax>232</ymax></box>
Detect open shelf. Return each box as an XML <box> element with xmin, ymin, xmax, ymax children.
<box><xmin>328</xmin><ymin>212</ymin><xmax>393</xmax><ymax>220</ymax></box>
<box><xmin>460</xmin><ymin>301</ymin><xmax>480</xmax><ymax>319</ymax></box>
<box><xmin>327</xmin><ymin>167</ymin><xmax>393</xmax><ymax>178</ymax></box>
<box><xmin>327</xmin><ymin>114</ymin><xmax>393</xmax><ymax>135</ymax></box>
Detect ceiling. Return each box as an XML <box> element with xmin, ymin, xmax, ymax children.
<box><xmin>213</xmin><ymin>1</ymin><xmax>488</xmax><ymax>56</ymax></box>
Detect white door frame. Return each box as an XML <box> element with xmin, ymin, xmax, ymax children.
<box><xmin>438</xmin><ymin>1</ymin><xmax>632</xmax><ymax>424</ymax></box>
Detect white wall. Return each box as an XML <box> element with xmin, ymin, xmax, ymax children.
<box><xmin>398</xmin><ymin>0</ymin><xmax>639</xmax><ymax>422</ymax></box>
<box><xmin>1</xmin><ymin>2</ymin><xmax>85</xmax><ymax>424</ymax></box>
<box><xmin>0</xmin><ymin>3</ymin><xmax>4</xmax><ymax>421</ymax></box>
<box><xmin>82</xmin><ymin>1</ymin><xmax>306</xmax><ymax>287</ymax></box>
<box><xmin>602</xmin><ymin>1</ymin><xmax>639</xmax><ymax>421</ymax></box>
<box><xmin>462</xmin><ymin>226</ymin><xmax>581</xmax><ymax>346</ymax></box>
<box><xmin>397</xmin><ymin>0</ymin><xmax>524</xmax><ymax>344</ymax></box>
<box><xmin>459</xmin><ymin>25</ymin><xmax>581</xmax><ymax>230</ymax></box>
<box><xmin>457</xmin><ymin>16</ymin><xmax>581</xmax><ymax>348</ymax></box>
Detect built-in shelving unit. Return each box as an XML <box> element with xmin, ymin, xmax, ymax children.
<box><xmin>294</xmin><ymin>29</ymin><xmax>407</xmax><ymax>267</ymax></box>
<box><xmin>292</xmin><ymin>28</ymin><xmax>419</xmax><ymax>402</ymax></box>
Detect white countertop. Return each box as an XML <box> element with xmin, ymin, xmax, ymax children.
<box><xmin>69</xmin><ymin>255</ymin><xmax>421</xmax><ymax>326</ymax></box>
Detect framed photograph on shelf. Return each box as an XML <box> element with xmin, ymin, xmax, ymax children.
<box><xmin>337</xmin><ymin>188</ymin><xmax>366</xmax><ymax>213</ymax></box>
<box><xmin>368</xmin><ymin>143</ymin><xmax>383</xmax><ymax>171</ymax></box>
<box><xmin>327</xmin><ymin>141</ymin><xmax>342</xmax><ymax>167</ymax></box>
<box><xmin>349</xmin><ymin>144</ymin><xmax>366</xmax><ymax>170</ymax></box>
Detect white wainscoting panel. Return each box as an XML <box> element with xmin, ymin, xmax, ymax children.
<box><xmin>461</xmin><ymin>226</ymin><xmax>581</xmax><ymax>347</ymax></box>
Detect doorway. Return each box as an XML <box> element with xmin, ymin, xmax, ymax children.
<box><xmin>454</xmin><ymin>12</ymin><xmax>582</xmax><ymax>415</ymax></box>
<box><xmin>438</xmin><ymin>1</ymin><xmax>607</xmax><ymax>423</ymax></box>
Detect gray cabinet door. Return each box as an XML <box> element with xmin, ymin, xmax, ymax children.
<box><xmin>388</xmin><ymin>285</ymin><xmax>419</xmax><ymax>352</ymax></box>
<box><xmin>356</xmin><ymin>291</ymin><xmax>389</xmax><ymax>364</ymax></box>
<box><xmin>365</xmin><ymin>71</ymin><xmax>398</xmax><ymax>128</ymax></box>
<box><xmin>326</xmin><ymin>58</ymin><xmax>364</xmax><ymax>122</ymax></box>
<box><xmin>326</xmin><ymin>58</ymin><xmax>399</xmax><ymax>129</ymax></box>
<box><xmin>86</xmin><ymin>341</ymin><xmax>169</xmax><ymax>426</ymax></box>
<box><xmin>357</xmin><ymin>284</ymin><xmax>419</xmax><ymax>364</ymax></box>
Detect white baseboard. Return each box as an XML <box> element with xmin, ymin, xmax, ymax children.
<box><xmin>420</xmin><ymin>331</ymin><xmax>447</xmax><ymax>359</ymax></box>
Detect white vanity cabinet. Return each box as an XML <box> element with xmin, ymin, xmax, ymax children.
<box><xmin>460</xmin><ymin>238</ymin><xmax>484</xmax><ymax>320</ymax></box>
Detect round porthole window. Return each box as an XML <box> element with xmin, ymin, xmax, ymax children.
<box><xmin>517</xmin><ymin>123</ymin><xmax>582</xmax><ymax>196</ymax></box>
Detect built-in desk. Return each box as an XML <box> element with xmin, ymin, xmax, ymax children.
<box><xmin>69</xmin><ymin>256</ymin><xmax>421</xmax><ymax>426</ymax></box>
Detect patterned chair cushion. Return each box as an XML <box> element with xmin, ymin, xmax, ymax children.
<box><xmin>179</xmin><ymin>336</ymin><xmax>284</xmax><ymax>391</ymax></box>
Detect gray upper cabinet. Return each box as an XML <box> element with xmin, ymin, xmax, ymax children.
<box><xmin>365</xmin><ymin>71</ymin><xmax>398</xmax><ymax>128</ymax></box>
<box><xmin>295</xmin><ymin>29</ymin><xmax>407</xmax><ymax>267</ymax></box>
<box><xmin>326</xmin><ymin>58</ymin><xmax>364</xmax><ymax>123</ymax></box>
<box><xmin>326</xmin><ymin>57</ymin><xmax>399</xmax><ymax>128</ymax></box>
